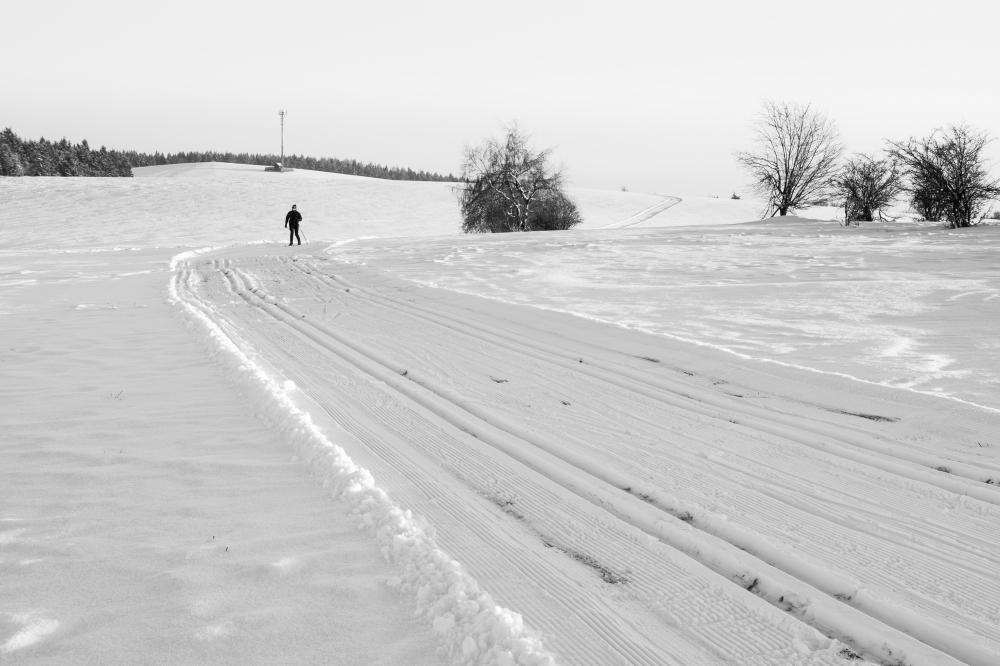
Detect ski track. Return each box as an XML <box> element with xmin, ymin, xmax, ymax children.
<box><xmin>173</xmin><ymin>256</ymin><xmax>558</xmax><ymax>666</ymax></box>
<box><xmin>172</xmin><ymin>247</ymin><xmax>1000</xmax><ymax>666</ymax></box>
<box><xmin>274</xmin><ymin>257</ymin><xmax>1000</xmax><ymax>660</ymax></box>
<box><xmin>213</xmin><ymin>261</ymin><xmax>747</xmax><ymax>665</ymax></box>
<box><xmin>598</xmin><ymin>196</ymin><xmax>682</xmax><ymax>229</ymax></box>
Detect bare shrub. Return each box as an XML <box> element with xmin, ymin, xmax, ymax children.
<box><xmin>888</xmin><ymin>125</ymin><xmax>1000</xmax><ymax>227</ymax></box>
<box><xmin>835</xmin><ymin>154</ymin><xmax>904</xmax><ymax>224</ymax></box>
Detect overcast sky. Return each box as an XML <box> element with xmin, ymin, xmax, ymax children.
<box><xmin>6</xmin><ymin>0</ymin><xmax>999</xmax><ymax>195</ymax></box>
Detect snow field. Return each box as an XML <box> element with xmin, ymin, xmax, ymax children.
<box><xmin>180</xmin><ymin>244</ymin><xmax>999</xmax><ymax>664</ymax></box>
<box><xmin>0</xmin><ymin>254</ymin><xmax>442</xmax><ymax>664</ymax></box>
<box><xmin>330</xmin><ymin>220</ymin><xmax>1000</xmax><ymax>412</ymax></box>
<box><xmin>182</xmin><ymin>250</ymin><xmax>852</xmax><ymax>664</ymax></box>
<box><xmin>0</xmin><ymin>162</ymin><xmax>682</xmax><ymax>254</ymax></box>
<box><xmin>265</xmin><ymin>263</ymin><xmax>998</xmax><ymax>663</ymax></box>
<box><xmin>3</xmin><ymin>164</ymin><xmax>999</xmax><ymax>664</ymax></box>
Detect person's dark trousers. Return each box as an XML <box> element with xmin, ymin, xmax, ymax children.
<box><xmin>289</xmin><ymin>224</ymin><xmax>301</xmax><ymax>245</ymax></box>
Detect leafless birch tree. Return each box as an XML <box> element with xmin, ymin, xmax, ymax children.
<box><xmin>736</xmin><ymin>101</ymin><xmax>843</xmax><ymax>217</ymax></box>
<box><xmin>459</xmin><ymin>126</ymin><xmax>580</xmax><ymax>233</ymax></box>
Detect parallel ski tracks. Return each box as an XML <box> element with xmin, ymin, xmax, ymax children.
<box><xmin>188</xmin><ymin>260</ymin><xmax>697</xmax><ymax>665</ymax></box>
<box><xmin>219</xmin><ymin>267</ymin><xmax>761</xmax><ymax>665</ymax></box>
<box><xmin>280</xmin><ymin>255</ymin><xmax>992</xmax><ymax>660</ymax></box>
<box><xmin>284</xmin><ymin>258</ymin><xmax>1000</xmax><ymax>514</ymax></box>
<box><xmin>180</xmin><ymin>253</ymin><xmax>999</xmax><ymax>666</ymax></box>
<box><xmin>291</xmin><ymin>256</ymin><xmax>1000</xmax><ymax>495</ymax></box>
<box><xmin>278</xmin><ymin>258</ymin><xmax>1000</xmax><ymax>662</ymax></box>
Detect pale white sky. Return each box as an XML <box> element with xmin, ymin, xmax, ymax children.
<box><xmin>5</xmin><ymin>0</ymin><xmax>999</xmax><ymax>194</ymax></box>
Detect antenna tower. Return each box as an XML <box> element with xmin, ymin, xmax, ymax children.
<box><xmin>278</xmin><ymin>109</ymin><xmax>286</xmax><ymax>164</ymax></box>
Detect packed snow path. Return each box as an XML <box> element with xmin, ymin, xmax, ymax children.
<box><xmin>599</xmin><ymin>196</ymin><xmax>681</xmax><ymax>228</ymax></box>
<box><xmin>175</xmin><ymin>245</ymin><xmax>1000</xmax><ymax>666</ymax></box>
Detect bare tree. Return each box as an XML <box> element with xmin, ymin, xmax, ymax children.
<box><xmin>736</xmin><ymin>101</ymin><xmax>843</xmax><ymax>217</ymax></box>
<box><xmin>459</xmin><ymin>126</ymin><xmax>580</xmax><ymax>233</ymax></box>
<box><xmin>835</xmin><ymin>153</ymin><xmax>904</xmax><ymax>224</ymax></box>
<box><xmin>888</xmin><ymin>125</ymin><xmax>1000</xmax><ymax>228</ymax></box>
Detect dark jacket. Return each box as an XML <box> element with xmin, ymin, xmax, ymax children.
<box><xmin>285</xmin><ymin>209</ymin><xmax>302</xmax><ymax>227</ymax></box>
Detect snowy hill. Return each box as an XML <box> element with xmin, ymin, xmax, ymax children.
<box><xmin>2</xmin><ymin>161</ymin><xmax>802</xmax><ymax>252</ymax></box>
<box><xmin>2</xmin><ymin>163</ymin><xmax>998</xmax><ymax>665</ymax></box>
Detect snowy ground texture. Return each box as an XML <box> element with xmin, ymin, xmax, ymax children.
<box><xmin>1</xmin><ymin>162</ymin><xmax>998</xmax><ymax>665</ymax></box>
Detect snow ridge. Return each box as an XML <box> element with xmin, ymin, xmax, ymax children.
<box><xmin>169</xmin><ymin>249</ymin><xmax>556</xmax><ymax>666</ymax></box>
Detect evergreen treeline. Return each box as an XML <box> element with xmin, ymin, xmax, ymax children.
<box><xmin>1</xmin><ymin>128</ymin><xmax>133</xmax><ymax>176</ymax></box>
<box><xmin>1</xmin><ymin>127</ymin><xmax>457</xmax><ymax>182</ymax></box>
<box><xmin>125</xmin><ymin>150</ymin><xmax>457</xmax><ymax>181</ymax></box>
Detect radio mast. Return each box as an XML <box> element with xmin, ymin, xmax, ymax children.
<box><xmin>278</xmin><ymin>109</ymin><xmax>286</xmax><ymax>164</ymax></box>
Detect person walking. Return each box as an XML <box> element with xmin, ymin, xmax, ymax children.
<box><xmin>284</xmin><ymin>204</ymin><xmax>302</xmax><ymax>246</ymax></box>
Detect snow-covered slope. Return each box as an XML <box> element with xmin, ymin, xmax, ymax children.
<box><xmin>2</xmin><ymin>163</ymin><xmax>998</xmax><ymax>665</ymax></box>
<box><xmin>0</xmin><ymin>161</ymin><xmax>764</xmax><ymax>254</ymax></box>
